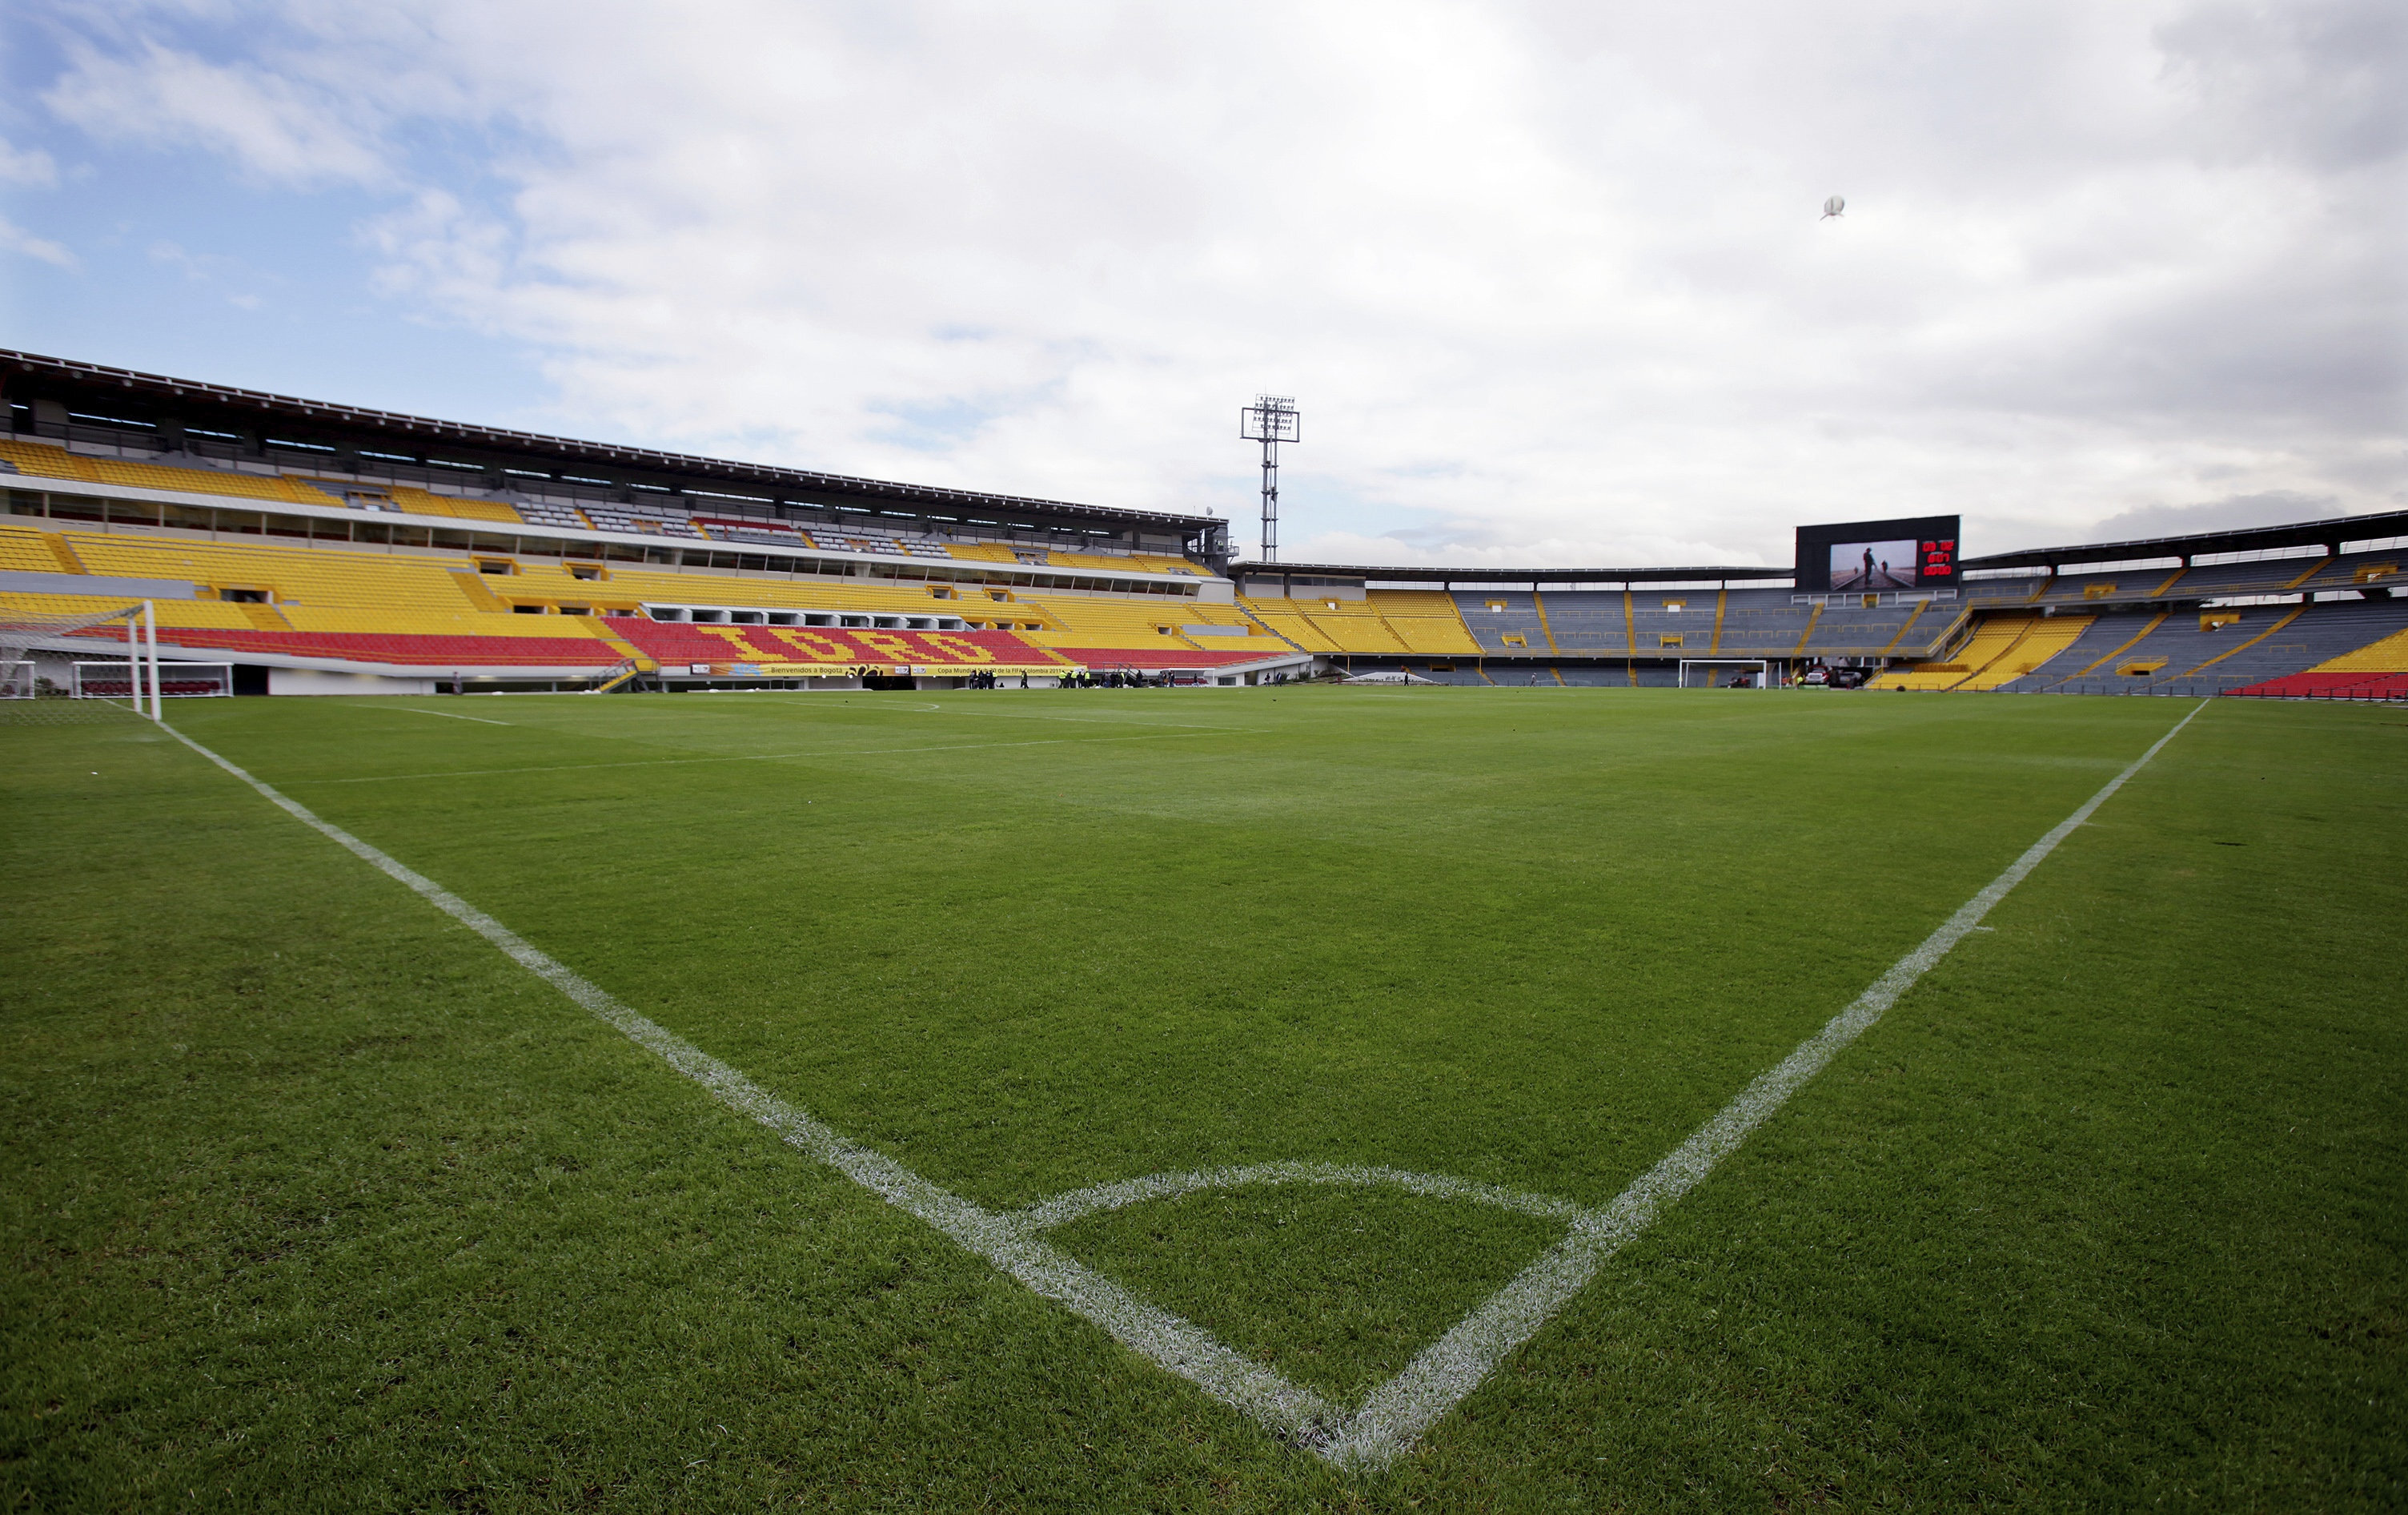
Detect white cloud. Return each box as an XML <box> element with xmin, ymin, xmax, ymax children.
<box><xmin>0</xmin><ymin>138</ymin><xmax>58</xmax><ymax>188</ymax></box>
<box><xmin>0</xmin><ymin>215</ymin><xmax>77</xmax><ymax>268</ymax></box>
<box><xmin>43</xmin><ymin>38</ymin><xmax>389</xmax><ymax>187</ymax></box>
<box><xmin>2090</xmin><ymin>489</ymin><xmax>2346</xmax><ymax>542</ymax></box>
<box><xmin>30</xmin><ymin>0</ymin><xmax>2408</xmax><ymax>564</ymax></box>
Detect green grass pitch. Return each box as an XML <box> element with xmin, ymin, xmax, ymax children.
<box><xmin>5</xmin><ymin>688</ymin><xmax>2402</xmax><ymax>1510</ymax></box>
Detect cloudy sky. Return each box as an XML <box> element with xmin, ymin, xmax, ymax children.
<box><xmin>2</xmin><ymin>0</ymin><xmax>2400</xmax><ymax>566</ymax></box>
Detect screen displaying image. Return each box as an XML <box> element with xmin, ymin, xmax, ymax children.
<box><xmin>1827</xmin><ymin>539</ymin><xmax>1919</xmax><ymax>593</ymax></box>
<box><xmin>1793</xmin><ymin>515</ymin><xmax>1960</xmax><ymax>593</ymax></box>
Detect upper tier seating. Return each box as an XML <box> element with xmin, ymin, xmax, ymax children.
<box><xmin>0</xmin><ymin>441</ymin><xmax>533</xmax><ymax>524</ymax></box>
<box><xmin>4</xmin><ymin>440</ymin><xmax>1237</xmax><ymax>581</ymax></box>
<box><xmin>2</xmin><ymin>440</ymin><xmax>344</xmax><ymax>507</ymax></box>
<box><xmin>320</xmin><ymin>482</ymin><xmax>522</xmax><ymax>524</ymax></box>
<box><xmin>1965</xmin><ymin>551</ymin><xmax>2398</xmax><ymax>609</ymax></box>
<box><xmin>945</xmin><ymin>542</ymin><xmax>1202</xmax><ymax>574</ymax></box>
<box><xmin>579</xmin><ymin>505</ymin><xmax>703</xmax><ymax>538</ymax></box>
<box><xmin>512</xmin><ymin>500</ymin><xmax>593</xmax><ymax>531</ymax></box>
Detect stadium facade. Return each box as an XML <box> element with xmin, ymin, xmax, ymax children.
<box><xmin>4</xmin><ymin>349</ymin><xmax>2403</xmax><ymax>701</ymax></box>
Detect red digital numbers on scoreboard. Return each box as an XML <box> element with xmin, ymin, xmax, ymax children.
<box><xmin>1920</xmin><ymin>539</ymin><xmax>1956</xmax><ymax>579</ymax></box>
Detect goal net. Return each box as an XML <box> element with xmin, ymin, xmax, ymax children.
<box><xmin>2</xmin><ymin>603</ymin><xmax>151</xmax><ymax>724</ymax></box>
<box><xmin>1677</xmin><ymin>658</ymin><xmax>1776</xmax><ymax>689</ymax></box>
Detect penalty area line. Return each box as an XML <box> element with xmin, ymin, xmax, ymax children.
<box><xmin>150</xmin><ymin>718</ymin><xmax>1346</xmax><ymax>1452</ymax></box>
<box><xmin>342</xmin><ymin>702</ymin><xmax>512</xmax><ymax>725</ymax></box>
<box><xmin>149</xmin><ymin>698</ymin><xmax>2209</xmax><ymax>1470</ymax></box>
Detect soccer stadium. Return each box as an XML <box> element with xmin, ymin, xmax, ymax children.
<box><xmin>6</xmin><ymin>348</ymin><xmax>2402</xmax><ymax>1509</ymax></box>
<box><xmin>6</xmin><ymin>352</ymin><xmax>2403</xmax><ymax>704</ymax></box>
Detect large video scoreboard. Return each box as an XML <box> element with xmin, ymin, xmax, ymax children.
<box><xmin>1795</xmin><ymin>515</ymin><xmax>1961</xmax><ymax>595</ymax></box>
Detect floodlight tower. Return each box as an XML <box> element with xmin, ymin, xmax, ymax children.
<box><xmin>1239</xmin><ymin>395</ymin><xmax>1300</xmax><ymax>562</ymax></box>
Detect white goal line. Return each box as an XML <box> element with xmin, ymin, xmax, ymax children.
<box><xmin>158</xmin><ymin>699</ymin><xmax>2210</xmax><ymax>1468</ymax></box>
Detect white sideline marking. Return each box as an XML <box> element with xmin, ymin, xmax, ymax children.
<box><xmin>344</xmin><ymin>703</ymin><xmax>512</xmax><ymax>725</ymax></box>
<box><xmin>1318</xmin><ymin>696</ymin><xmax>2212</xmax><ymax>1467</ymax></box>
<box><xmin>156</xmin><ymin>700</ymin><xmax>2206</xmax><ymax>1468</ymax></box>
<box><xmin>157</xmin><ymin>721</ymin><xmax>1341</xmax><ymax>1448</ymax></box>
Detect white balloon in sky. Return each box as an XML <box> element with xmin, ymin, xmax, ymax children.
<box><xmin>1822</xmin><ymin>195</ymin><xmax>1846</xmax><ymax>219</ymax></box>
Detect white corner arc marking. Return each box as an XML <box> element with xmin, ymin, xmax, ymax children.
<box><xmin>157</xmin><ymin>700</ymin><xmax>2207</xmax><ymax>1467</ymax></box>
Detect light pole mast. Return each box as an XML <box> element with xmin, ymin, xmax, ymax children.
<box><xmin>1239</xmin><ymin>395</ymin><xmax>1299</xmax><ymax>562</ymax></box>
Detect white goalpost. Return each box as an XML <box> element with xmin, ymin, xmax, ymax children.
<box><xmin>0</xmin><ymin>601</ymin><xmax>169</xmax><ymax>721</ymax></box>
<box><xmin>1676</xmin><ymin>658</ymin><xmax>1776</xmax><ymax>689</ymax></box>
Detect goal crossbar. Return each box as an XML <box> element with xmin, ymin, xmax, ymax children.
<box><xmin>1676</xmin><ymin>658</ymin><xmax>1776</xmax><ymax>689</ymax></box>
<box><xmin>0</xmin><ymin>601</ymin><xmax>166</xmax><ymax>717</ymax></box>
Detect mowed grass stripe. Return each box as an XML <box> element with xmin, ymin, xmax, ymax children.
<box><xmin>159</xmin><ymin>692</ymin><xmax>2226</xmax><ymax>1213</ymax></box>
<box><xmin>8</xmin><ymin>691</ymin><xmax>2398</xmax><ymax>1509</ymax></box>
<box><xmin>134</xmin><ymin>697</ymin><xmax>2201</xmax><ymax>1468</ymax></box>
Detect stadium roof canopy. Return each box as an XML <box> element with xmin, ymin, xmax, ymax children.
<box><xmin>1958</xmin><ymin>509</ymin><xmax>2408</xmax><ymax>571</ymax></box>
<box><xmin>0</xmin><ymin>349</ymin><xmax>1218</xmax><ymax>545</ymax></box>
<box><xmin>1227</xmin><ymin>561</ymin><xmax>1790</xmax><ymax>585</ymax></box>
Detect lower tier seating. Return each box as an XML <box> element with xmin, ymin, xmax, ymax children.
<box><xmin>610</xmin><ymin>618</ymin><xmax>1063</xmax><ymax>671</ymax></box>
<box><xmin>2228</xmin><ymin>670</ymin><xmax>2408</xmax><ymax>699</ymax></box>
<box><xmin>66</xmin><ymin>624</ymin><xmax>620</xmax><ymax>667</ymax></box>
<box><xmin>1052</xmin><ymin>645</ymin><xmax>1281</xmax><ymax>670</ymax></box>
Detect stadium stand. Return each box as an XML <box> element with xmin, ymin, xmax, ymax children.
<box><xmin>1955</xmin><ymin>613</ymin><xmax>2092</xmax><ymax>690</ymax></box>
<box><xmin>1238</xmin><ymin>596</ymin><xmax>1407</xmax><ymax>655</ymax></box>
<box><xmin>2161</xmin><ymin>598</ymin><xmax>2408</xmax><ymax>696</ymax></box>
<box><xmin>1370</xmin><ymin>591</ymin><xmax>1484</xmax><ymax>655</ymax></box>
<box><xmin>2</xmin><ymin>438</ymin><xmax>333</xmax><ymax>506</ymax></box>
<box><xmin>1448</xmin><ymin>592</ymin><xmax>1553</xmax><ymax>655</ymax></box>
<box><xmin>7</xmin><ymin>348</ymin><xmax>2402</xmax><ymax>697</ymax></box>
<box><xmin>1873</xmin><ymin>612</ymin><xmax>2046</xmax><ymax>690</ymax></box>
<box><xmin>1993</xmin><ymin>610</ymin><xmax>2163</xmax><ymax>692</ymax></box>
<box><xmin>1526</xmin><ymin>592</ymin><xmax>1627</xmax><ymax>655</ymax></box>
<box><xmin>611</xmin><ymin>618</ymin><xmax>1059</xmax><ymax>673</ymax></box>
<box><xmin>1964</xmin><ymin>550</ymin><xmax>2399</xmax><ymax>612</ymax></box>
<box><xmin>1228</xmin><ymin>592</ymin><xmax>1486</xmax><ymax>657</ymax></box>
<box><xmin>2228</xmin><ymin>615</ymin><xmax>2408</xmax><ymax>698</ymax></box>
